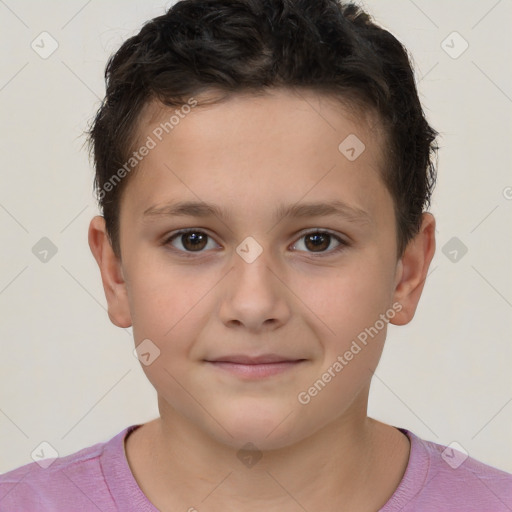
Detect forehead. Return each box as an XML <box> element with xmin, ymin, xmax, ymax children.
<box><xmin>122</xmin><ymin>88</ymin><xmax>390</xmax><ymax>222</ymax></box>
<box><xmin>136</xmin><ymin>88</ymin><xmax>385</xmax><ymax>158</ymax></box>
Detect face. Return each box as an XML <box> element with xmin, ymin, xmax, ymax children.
<box><xmin>90</xmin><ymin>88</ymin><xmax>433</xmax><ymax>451</ymax></box>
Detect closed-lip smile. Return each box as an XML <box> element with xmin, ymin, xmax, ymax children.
<box><xmin>204</xmin><ymin>354</ymin><xmax>307</xmax><ymax>379</ymax></box>
<box><xmin>206</xmin><ymin>354</ymin><xmax>304</xmax><ymax>364</ymax></box>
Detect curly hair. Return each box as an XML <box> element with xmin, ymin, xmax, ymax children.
<box><xmin>86</xmin><ymin>0</ymin><xmax>438</xmax><ymax>258</ymax></box>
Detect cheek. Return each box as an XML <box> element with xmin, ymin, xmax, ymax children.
<box><xmin>294</xmin><ymin>265</ymin><xmax>394</xmax><ymax>419</ymax></box>
<box><xmin>131</xmin><ymin>297</ymin><xmax>207</xmax><ymax>401</ymax></box>
<box><xmin>305</xmin><ymin>257</ymin><xmax>395</xmax><ymax>339</ymax></box>
<box><xmin>126</xmin><ymin>252</ymin><xmax>210</xmax><ymax>338</ymax></box>
<box><xmin>126</xmin><ymin>262</ymin><xmax>222</xmax><ymax>397</ymax></box>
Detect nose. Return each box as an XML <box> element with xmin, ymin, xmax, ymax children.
<box><xmin>218</xmin><ymin>249</ymin><xmax>292</xmax><ymax>333</ymax></box>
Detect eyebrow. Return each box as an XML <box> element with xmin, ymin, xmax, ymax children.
<box><xmin>142</xmin><ymin>200</ymin><xmax>371</xmax><ymax>224</ymax></box>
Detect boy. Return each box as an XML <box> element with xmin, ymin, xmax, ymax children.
<box><xmin>1</xmin><ymin>0</ymin><xmax>511</xmax><ymax>510</ymax></box>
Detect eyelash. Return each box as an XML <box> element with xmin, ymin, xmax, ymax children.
<box><xmin>162</xmin><ymin>228</ymin><xmax>349</xmax><ymax>257</ymax></box>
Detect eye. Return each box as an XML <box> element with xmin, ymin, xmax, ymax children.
<box><xmin>291</xmin><ymin>230</ymin><xmax>348</xmax><ymax>255</ymax></box>
<box><xmin>164</xmin><ymin>229</ymin><xmax>219</xmax><ymax>253</ymax></box>
<box><xmin>163</xmin><ymin>228</ymin><xmax>349</xmax><ymax>256</ymax></box>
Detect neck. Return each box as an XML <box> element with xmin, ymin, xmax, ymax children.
<box><xmin>125</xmin><ymin>397</ymin><xmax>410</xmax><ymax>512</ymax></box>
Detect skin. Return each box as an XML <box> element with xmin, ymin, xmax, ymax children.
<box><xmin>89</xmin><ymin>88</ymin><xmax>436</xmax><ymax>512</ymax></box>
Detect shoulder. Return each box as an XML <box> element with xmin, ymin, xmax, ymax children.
<box><xmin>383</xmin><ymin>428</ymin><xmax>512</xmax><ymax>511</ymax></box>
<box><xmin>0</xmin><ymin>426</ymin><xmax>136</xmax><ymax>511</ymax></box>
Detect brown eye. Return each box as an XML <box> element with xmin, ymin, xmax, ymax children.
<box><xmin>180</xmin><ymin>232</ymin><xmax>208</xmax><ymax>251</ymax></box>
<box><xmin>293</xmin><ymin>230</ymin><xmax>346</xmax><ymax>255</ymax></box>
<box><xmin>165</xmin><ymin>230</ymin><xmax>217</xmax><ymax>253</ymax></box>
<box><xmin>304</xmin><ymin>233</ymin><xmax>331</xmax><ymax>252</ymax></box>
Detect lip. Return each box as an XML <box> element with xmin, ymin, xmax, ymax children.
<box><xmin>204</xmin><ymin>354</ymin><xmax>307</xmax><ymax>379</ymax></box>
<box><xmin>207</xmin><ymin>354</ymin><xmax>302</xmax><ymax>364</ymax></box>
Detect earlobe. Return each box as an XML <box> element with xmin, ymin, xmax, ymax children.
<box><xmin>390</xmin><ymin>213</ymin><xmax>436</xmax><ymax>326</ymax></box>
<box><xmin>88</xmin><ymin>216</ymin><xmax>132</xmax><ymax>328</ymax></box>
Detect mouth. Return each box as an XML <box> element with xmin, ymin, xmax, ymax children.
<box><xmin>204</xmin><ymin>354</ymin><xmax>307</xmax><ymax>379</ymax></box>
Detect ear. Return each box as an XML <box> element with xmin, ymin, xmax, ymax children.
<box><xmin>390</xmin><ymin>213</ymin><xmax>436</xmax><ymax>326</ymax></box>
<box><xmin>88</xmin><ymin>215</ymin><xmax>132</xmax><ymax>328</ymax></box>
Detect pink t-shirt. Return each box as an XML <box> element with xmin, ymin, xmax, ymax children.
<box><xmin>1</xmin><ymin>424</ymin><xmax>511</xmax><ymax>511</ymax></box>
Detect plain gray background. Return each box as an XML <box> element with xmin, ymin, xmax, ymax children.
<box><xmin>1</xmin><ymin>0</ymin><xmax>511</xmax><ymax>474</ymax></box>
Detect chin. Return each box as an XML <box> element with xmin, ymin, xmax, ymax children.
<box><xmin>207</xmin><ymin>402</ymin><xmax>308</xmax><ymax>452</ymax></box>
